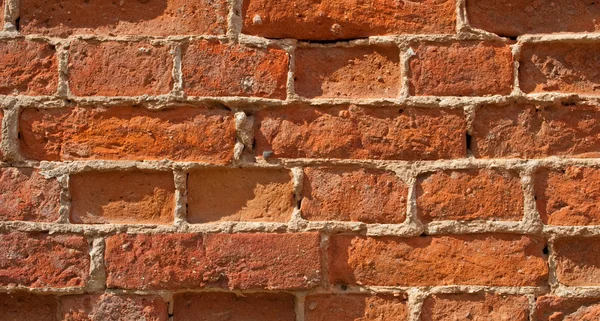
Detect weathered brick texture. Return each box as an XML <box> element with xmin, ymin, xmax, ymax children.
<box><xmin>294</xmin><ymin>45</ymin><xmax>401</xmax><ymax>99</ymax></box>
<box><xmin>2</xmin><ymin>0</ymin><xmax>600</xmax><ymax>318</ymax></box>
<box><xmin>0</xmin><ymin>39</ymin><xmax>57</xmax><ymax>95</ymax></box>
<box><xmin>409</xmin><ymin>42</ymin><xmax>514</xmax><ymax>96</ymax></box>
<box><xmin>255</xmin><ymin>106</ymin><xmax>466</xmax><ymax>160</ymax></box>
<box><xmin>329</xmin><ymin>234</ymin><xmax>547</xmax><ymax>286</ymax></box>
<box><xmin>19</xmin><ymin>106</ymin><xmax>236</xmax><ymax>162</ymax></box>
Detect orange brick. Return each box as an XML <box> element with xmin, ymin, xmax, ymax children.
<box><xmin>417</xmin><ymin>168</ymin><xmax>523</xmax><ymax>222</ymax></box>
<box><xmin>468</xmin><ymin>0</ymin><xmax>600</xmax><ymax>37</ymax></box>
<box><xmin>182</xmin><ymin>40</ymin><xmax>288</xmax><ymax>99</ymax></box>
<box><xmin>305</xmin><ymin>294</ymin><xmax>407</xmax><ymax>321</ymax></box>
<box><xmin>295</xmin><ymin>45</ymin><xmax>400</xmax><ymax>99</ymax></box>
<box><xmin>301</xmin><ymin>167</ymin><xmax>407</xmax><ymax>223</ymax></box>
<box><xmin>242</xmin><ymin>0</ymin><xmax>456</xmax><ymax>40</ymax></box>
<box><xmin>105</xmin><ymin>233</ymin><xmax>321</xmax><ymax>290</ymax></box>
<box><xmin>187</xmin><ymin>168</ymin><xmax>294</xmax><ymax>223</ymax></box>
<box><xmin>19</xmin><ymin>106</ymin><xmax>236</xmax><ymax>163</ymax></box>
<box><xmin>329</xmin><ymin>234</ymin><xmax>547</xmax><ymax>286</ymax></box>
<box><xmin>520</xmin><ymin>42</ymin><xmax>600</xmax><ymax>94</ymax></box>
<box><xmin>554</xmin><ymin>237</ymin><xmax>600</xmax><ymax>286</ymax></box>
<box><xmin>421</xmin><ymin>293</ymin><xmax>529</xmax><ymax>321</ymax></box>
<box><xmin>173</xmin><ymin>292</ymin><xmax>295</xmax><ymax>321</ymax></box>
<box><xmin>70</xmin><ymin>171</ymin><xmax>175</xmax><ymax>224</ymax></box>
<box><xmin>472</xmin><ymin>103</ymin><xmax>600</xmax><ymax>158</ymax></box>
<box><xmin>536</xmin><ymin>167</ymin><xmax>600</xmax><ymax>226</ymax></box>
<box><xmin>0</xmin><ymin>293</ymin><xmax>58</xmax><ymax>321</ymax></box>
<box><xmin>60</xmin><ymin>294</ymin><xmax>168</xmax><ymax>321</ymax></box>
<box><xmin>255</xmin><ymin>105</ymin><xmax>466</xmax><ymax>160</ymax></box>
<box><xmin>409</xmin><ymin>42</ymin><xmax>513</xmax><ymax>96</ymax></box>
<box><xmin>536</xmin><ymin>296</ymin><xmax>600</xmax><ymax>321</ymax></box>
<box><xmin>0</xmin><ymin>168</ymin><xmax>61</xmax><ymax>222</ymax></box>
<box><xmin>20</xmin><ymin>0</ymin><xmax>228</xmax><ymax>36</ymax></box>
<box><xmin>68</xmin><ymin>40</ymin><xmax>173</xmax><ymax>96</ymax></box>
<box><xmin>0</xmin><ymin>39</ymin><xmax>57</xmax><ymax>95</ymax></box>
<box><xmin>0</xmin><ymin>232</ymin><xmax>89</xmax><ymax>288</ymax></box>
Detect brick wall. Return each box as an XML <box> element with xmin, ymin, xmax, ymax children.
<box><xmin>0</xmin><ymin>0</ymin><xmax>600</xmax><ymax>320</ymax></box>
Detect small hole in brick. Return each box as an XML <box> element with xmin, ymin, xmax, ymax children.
<box><xmin>419</xmin><ymin>233</ymin><xmax>427</xmax><ymax>238</ymax></box>
<box><xmin>507</xmin><ymin>36</ymin><xmax>517</xmax><ymax>41</ymax></box>
<box><xmin>398</xmin><ymin>108</ymin><xmax>404</xmax><ymax>114</ymax></box>
<box><xmin>17</xmin><ymin>132</ymin><xmax>21</xmax><ymax>139</ymax></box>
<box><xmin>465</xmin><ymin>132</ymin><xmax>472</xmax><ymax>152</ymax></box>
<box><xmin>534</xmin><ymin>196</ymin><xmax>537</xmax><ymax>200</ymax></box>
<box><xmin>543</xmin><ymin>246</ymin><xmax>549</xmax><ymax>255</ymax></box>
<box><xmin>14</xmin><ymin>17</ymin><xmax>20</xmax><ymax>31</ymax></box>
<box><xmin>297</xmin><ymin>198</ymin><xmax>302</xmax><ymax>210</ymax></box>
<box><xmin>340</xmin><ymin>284</ymin><xmax>348</xmax><ymax>291</ymax></box>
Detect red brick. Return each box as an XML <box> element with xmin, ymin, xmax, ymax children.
<box><xmin>329</xmin><ymin>234</ymin><xmax>547</xmax><ymax>286</ymax></box>
<box><xmin>0</xmin><ymin>167</ymin><xmax>61</xmax><ymax>222</ymax></box>
<box><xmin>520</xmin><ymin>43</ymin><xmax>600</xmax><ymax>94</ymax></box>
<box><xmin>241</xmin><ymin>0</ymin><xmax>456</xmax><ymax>40</ymax></box>
<box><xmin>409</xmin><ymin>42</ymin><xmax>513</xmax><ymax>96</ymax></box>
<box><xmin>535</xmin><ymin>167</ymin><xmax>600</xmax><ymax>226</ymax></box>
<box><xmin>0</xmin><ymin>232</ymin><xmax>89</xmax><ymax>288</ymax></box>
<box><xmin>536</xmin><ymin>296</ymin><xmax>600</xmax><ymax>321</ymax></box>
<box><xmin>0</xmin><ymin>293</ymin><xmax>58</xmax><ymax>321</ymax></box>
<box><xmin>305</xmin><ymin>294</ymin><xmax>407</xmax><ymax>321</ymax></box>
<box><xmin>421</xmin><ymin>293</ymin><xmax>529</xmax><ymax>321</ymax></box>
<box><xmin>0</xmin><ymin>110</ymin><xmax>2</xmax><ymax>160</ymax></box>
<box><xmin>60</xmin><ymin>294</ymin><xmax>168</xmax><ymax>321</ymax></box>
<box><xmin>554</xmin><ymin>237</ymin><xmax>600</xmax><ymax>286</ymax></box>
<box><xmin>467</xmin><ymin>0</ymin><xmax>600</xmax><ymax>37</ymax></box>
<box><xmin>255</xmin><ymin>105</ymin><xmax>466</xmax><ymax>160</ymax></box>
<box><xmin>105</xmin><ymin>233</ymin><xmax>321</xmax><ymax>290</ymax></box>
<box><xmin>20</xmin><ymin>0</ymin><xmax>228</xmax><ymax>36</ymax></box>
<box><xmin>182</xmin><ymin>40</ymin><xmax>288</xmax><ymax>99</ymax></box>
<box><xmin>187</xmin><ymin>168</ymin><xmax>294</xmax><ymax>223</ymax></box>
<box><xmin>68</xmin><ymin>40</ymin><xmax>173</xmax><ymax>96</ymax></box>
<box><xmin>472</xmin><ymin>103</ymin><xmax>600</xmax><ymax>158</ymax></box>
<box><xmin>70</xmin><ymin>171</ymin><xmax>175</xmax><ymax>224</ymax></box>
<box><xmin>0</xmin><ymin>39</ymin><xmax>57</xmax><ymax>95</ymax></box>
<box><xmin>294</xmin><ymin>45</ymin><xmax>400</xmax><ymax>99</ymax></box>
<box><xmin>417</xmin><ymin>168</ymin><xmax>523</xmax><ymax>222</ymax></box>
<box><xmin>173</xmin><ymin>292</ymin><xmax>295</xmax><ymax>321</ymax></box>
<box><xmin>301</xmin><ymin>167</ymin><xmax>407</xmax><ymax>223</ymax></box>
<box><xmin>19</xmin><ymin>106</ymin><xmax>236</xmax><ymax>163</ymax></box>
